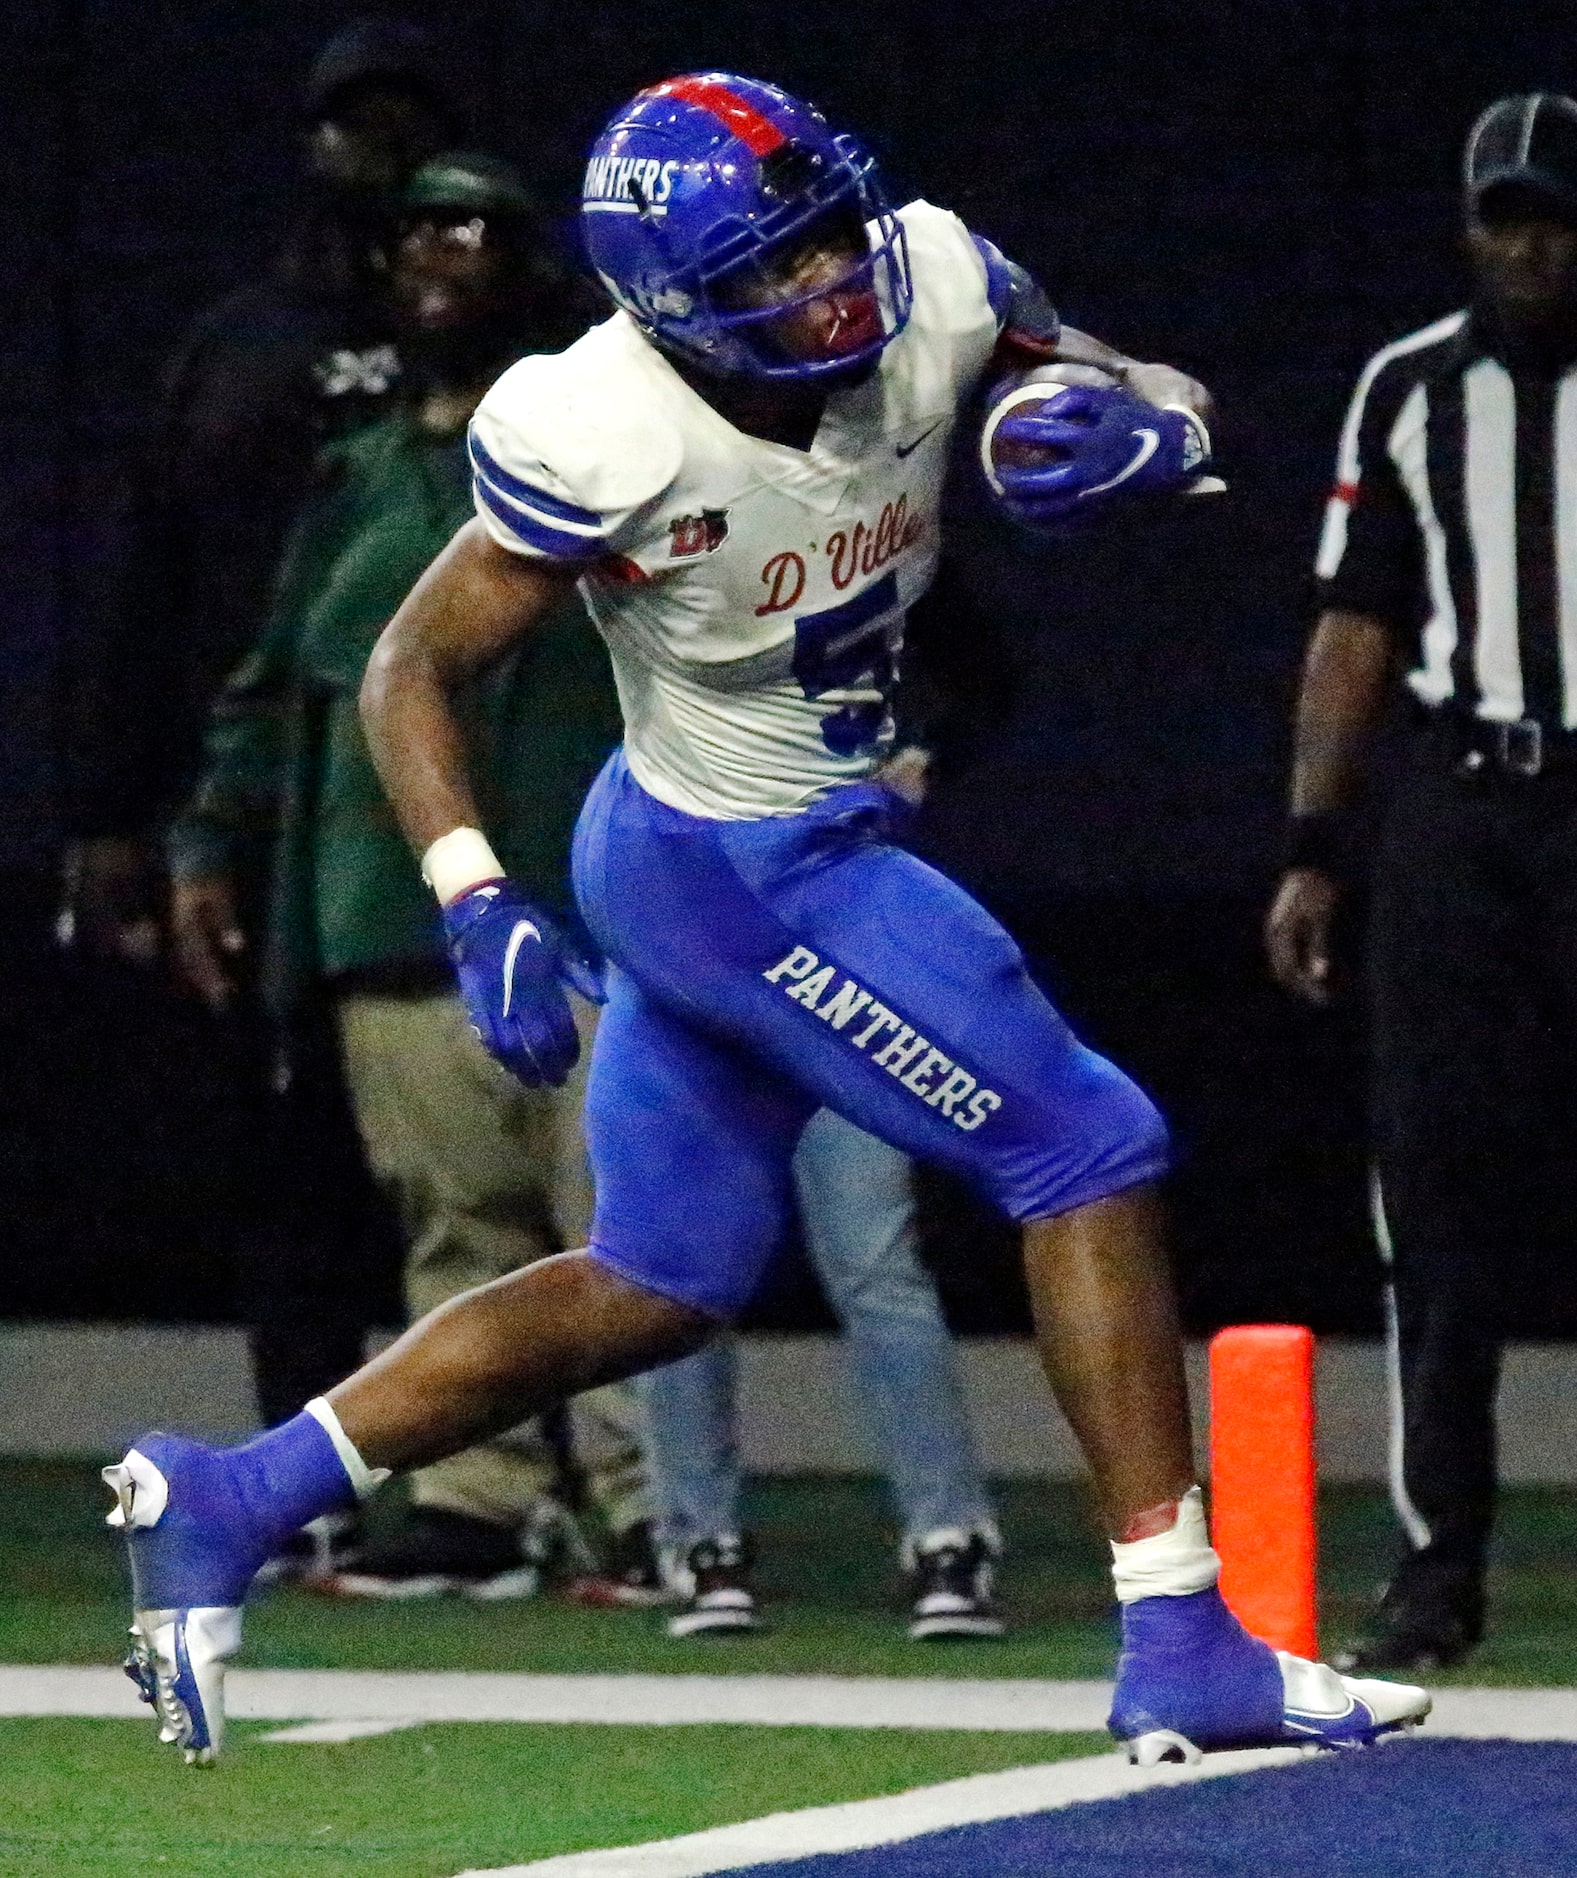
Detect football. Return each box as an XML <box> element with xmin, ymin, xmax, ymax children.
<box><xmin>979</xmin><ymin>361</ymin><xmax>1121</xmax><ymax>492</ymax></box>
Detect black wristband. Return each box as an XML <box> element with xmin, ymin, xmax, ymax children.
<box><xmin>1285</xmin><ymin>811</ymin><xmax>1351</xmax><ymax>875</ymax></box>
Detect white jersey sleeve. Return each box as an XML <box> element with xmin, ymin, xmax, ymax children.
<box><xmin>468</xmin><ymin>339</ymin><xmax>684</xmax><ymax>560</ymax></box>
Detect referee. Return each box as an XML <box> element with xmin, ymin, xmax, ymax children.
<box><xmin>1267</xmin><ymin>93</ymin><xmax>1577</xmax><ymax>1671</ymax></box>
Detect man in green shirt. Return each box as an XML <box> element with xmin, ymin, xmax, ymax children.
<box><xmin>170</xmin><ymin>154</ymin><xmax>652</xmax><ymax>1597</ymax></box>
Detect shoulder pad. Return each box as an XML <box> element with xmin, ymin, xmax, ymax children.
<box><xmin>476</xmin><ymin>324</ymin><xmax>684</xmax><ymax>519</ymax></box>
<box><xmin>895</xmin><ymin>200</ymin><xmax>1006</xmax><ymax>337</ymax></box>
<box><xmin>970</xmin><ymin>234</ymin><xmax>1061</xmax><ymax>359</ymax></box>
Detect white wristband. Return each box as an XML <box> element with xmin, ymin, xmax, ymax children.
<box><xmin>421</xmin><ymin>826</ymin><xmax>504</xmax><ymax>905</ymax></box>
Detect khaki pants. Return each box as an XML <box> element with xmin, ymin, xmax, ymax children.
<box><xmin>337</xmin><ymin>989</ymin><xmax>647</xmax><ymax>1535</ymax></box>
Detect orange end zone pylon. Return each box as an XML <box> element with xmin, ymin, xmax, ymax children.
<box><xmin>1209</xmin><ymin>1323</ymin><xmax>1317</xmax><ymax>1659</ymax></box>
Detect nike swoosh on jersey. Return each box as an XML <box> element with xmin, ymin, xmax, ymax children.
<box><xmin>1080</xmin><ymin>427</ymin><xmax>1160</xmax><ymax>499</ymax></box>
<box><xmin>500</xmin><ymin>919</ymin><xmax>541</xmax><ymax>1018</ymax></box>
<box><xmin>895</xmin><ymin>420</ymin><xmax>944</xmax><ymax>458</ymax></box>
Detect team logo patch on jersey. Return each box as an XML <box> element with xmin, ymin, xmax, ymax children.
<box><xmin>668</xmin><ymin>509</ymin><xmax>730</xmax><ymax>558</ymax></box>
<box><xmin>763</xmin><ymin>945</ymin><xmax>1003</xmax><ymax>1133</ymax></box>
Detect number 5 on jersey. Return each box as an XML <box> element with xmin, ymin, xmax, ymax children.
<box><xmin>792</xmin><ymin>572</ymin><xmax>901</xmax><ymax>757</ymax></box>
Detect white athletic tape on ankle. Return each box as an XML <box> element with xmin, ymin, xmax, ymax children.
<box><xmin>305</xmin><ymin>1398</ymin><xmax>391</xmax><ymax>1500</ymax></box>
<box><xmin>1109</xmin><ymin>1484</ymin><xmax>1220</xmax><ymax>1604</ymax></box>
<box><xmin>421</xmin><ymin>826</ymin><xmax>504</xmax><ymax>905</ymax></box>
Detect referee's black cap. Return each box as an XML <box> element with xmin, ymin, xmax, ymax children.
<box><xmin>1465</xmin><ymin>93</ymin><xmax>1577</xmax><ymax>223</ymax></box>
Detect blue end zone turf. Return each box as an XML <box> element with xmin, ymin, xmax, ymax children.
<box><xmin>717</xmin><ymin>1742</ymin><xmax>1577</xmax><ymax>1878</ymax></box>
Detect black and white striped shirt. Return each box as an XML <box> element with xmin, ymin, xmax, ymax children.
<box><xmin>1317</xmin><ymin>311</ymin><xmax>1577</xmax><ymax>730</ymax></box>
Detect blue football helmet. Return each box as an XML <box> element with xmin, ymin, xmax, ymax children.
<box><xmin>580</xmin><ymin>73</ymin><xmax>913</xmax><ymax>381</ymax></box>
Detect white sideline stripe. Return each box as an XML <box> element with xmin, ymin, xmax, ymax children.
<box><xmin>0</xmin><ymin>1666</ymin><xmax>1112</xmax><ymax>1731</ymax></box>
<box><xmin>457</xmin><ymin>1688</ymin><xmax>1577</xmax><ymax>1878</ymax></box>
<box><xmin>2</xmin><ymin>1667</ymin><xmax>1576</xmax><ymax>1743</ymax></box>
<box><xmin>258</xmin><ymin>1717</ymin><xmax>427</xmax><ymax>1744</ymax></box>
<box><xmin>1425</xmin><ymin>1687</ymin><xmax>1577</xmax><ymax>1738</ymax></box>
<box><xmin>450</xmin><ymin>1748</ymin><xmax>1311</xmax><ymax>1878</ymax></box>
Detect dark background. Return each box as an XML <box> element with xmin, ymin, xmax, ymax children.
<box><xmin>3</xmin><ymin>1</ymin><xmax>1575</xmax><ymax>1336</ymax></box>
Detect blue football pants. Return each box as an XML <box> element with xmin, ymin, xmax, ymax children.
<box><xmin>572</xmin><ymin>752</ymin><xmax>1168</xmax><ymax>1318</ymax></box>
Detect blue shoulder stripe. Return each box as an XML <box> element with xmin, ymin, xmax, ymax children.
<box><xmin>466</xmin><ymin>427</ymin><xmax>604</xmax><ymax>530</ymax></box>
<box><xmin>970</xmin><ymin>232</ymin><xmax>1015</xmax><ymax>327</ymax></box>
<box><xmin>970</xmin><ymin>232</ymin><xmax>1060</xmax><ymax>353</ymax></box>
<box><xmin>474</xmin><ymin>476</ymin><xmax>601</xmax><ymax>559</ymax></box>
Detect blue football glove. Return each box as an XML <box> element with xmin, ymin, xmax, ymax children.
<box><xmin>983</xmin><ymin>381</ymin><xmax>1212</xmax><ymax>527</ymax></box>
<box><xmin>442</xmin><ymin>879</ymin><xmax>605</xmax><ymax>1088</ymax></box>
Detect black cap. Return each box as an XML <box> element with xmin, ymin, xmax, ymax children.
<box><xmin>305</xmin><ymin>17</ymin><xmax>465</xmax><ymax>138</ymax></box>
<box><xmin>1465</xmin><ymin>93</ymin><xmax>1577</xmax><ymax>221</ymax></box>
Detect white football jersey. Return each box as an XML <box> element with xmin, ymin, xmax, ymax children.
<box><xmin>470</xmin><ymin>200</ymin><xmax>1001</xmax><ymax>819</ymax></box>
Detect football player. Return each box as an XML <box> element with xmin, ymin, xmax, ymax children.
<box><xmin>106</xmin><ymin>73</ymin><xmax>1427</xmax><ymax>1766</ymax></box>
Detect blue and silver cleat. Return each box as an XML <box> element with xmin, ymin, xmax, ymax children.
<box><xmin>1111</xmin><ymin>1585</ymin><xmax>1430</xmax><ymax>1767</ymax></box>
<box><xmin>118</xmin><ymin>1603</ymin><xmax>242</xmax><ymax>1767</ymax></box>
<box><xmin>104</xmin><ymin>1438</ymin><xmax>268</xmax><ymax>1765</ymax></box>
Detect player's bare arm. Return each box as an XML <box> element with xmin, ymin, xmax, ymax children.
<box><xmin>976</xmin><ymin>242</ymin><xmax>1212</xmax><ymax>421</ymax></box>
<box><xmin>360</xmin><ymin>518</ymin><xmax>582</xmax><ymax>856</ymax></box>
<box><xmin>1265</xmin><ymin>607</ymin><xmax>1394</xmax><ymax>1004</ymax></box>
<box><xmin>361</xmin><ymin>519</ymin><xmax>604</xmax><ymax>1092</ymax></box>
<box><xmin>1046</xmin><ymin>325</ymin><xmax>1214</xmax><ymax>426</ymax></box>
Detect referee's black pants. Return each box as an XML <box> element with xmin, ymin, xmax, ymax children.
<box><xmin>1369</xmin><ymin>723</ymin><xmax>1577</xmax><ymax>1572</ymax></box>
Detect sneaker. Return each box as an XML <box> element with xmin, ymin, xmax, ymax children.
<box><xmin>253</xmin><ymin>1510</ymin><xmax>363</xmax><ymax>1588</ymax></box>
<box><xmin>564</xmin><ymin>1519</ymin><xmax>677</xmax><ymax>1608</ymax></box>
<box><xmin>906</xmin><ymin>1528</ymin><xmax>1005</xmax><ymax>1640</ymax></box>
<box><xmin>318</xmin><ymin>1507</ymin><xmax>542</xmax><ymax>1601</ymax></box>
<box><xmin>1109</xmin><ymin>1584</ymin><xmax>1431</xmax><ymax>1766</ymax></box>
<box><xmin>103</xmin><ymin>1436</ymin><xmax>271</xmax><ymax>1765</ymax></box>
<box><xmin>666</xmin><ymin>1535</ymin><xmax>761</xmax><ymax>1637</ymax></box>
<box><xmin>1333</xmin><ymin>1551</ymin><xmax>1485</xmax><ymax>1674</ymax></box>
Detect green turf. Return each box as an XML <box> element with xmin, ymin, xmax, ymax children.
<box><xmin>6</xmin><ymin>1460</ymin><xmax>1577</xmax><ymax>1682</ymax></box>
<box><xmin>0</xmin><ymin>1719</ymin><xmax>1108</xmax><ymax>1878</ymax></box>
<box><xmin>1320</xmin><ymin>1478</ymin><xmax>1577</xmax><ymax>1686</ymax></box>
<box><xmin>5</xmin><ymin>1462</ymin><xmax>1577</xmax><ymax>1873</ymax></box>
<box><xmin>1</xmin><ymin>1461</ymin><xmax>1124</xmax><ymax>1678</ymax></box>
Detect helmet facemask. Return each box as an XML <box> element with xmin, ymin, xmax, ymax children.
<box><xmin>633</xmin><ymin>137</ymin><xmax>912</xmax><ymax>381</ymax></box>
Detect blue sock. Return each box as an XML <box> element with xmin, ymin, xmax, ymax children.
<box><xmin>224</xmin><ymin>1411</ymin><xmax>359</xmax><ymax>1553</ymax></box>
<box><xmin>127</xmin><ymin>1414</ymin><xmax>360</xmax><ymax>1609</ymax></box>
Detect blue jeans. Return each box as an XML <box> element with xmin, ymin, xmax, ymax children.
<box><xmin>639</xmin><ymin>1108</ymin><xmax>996</xmax><ymax>1551</ymax></box>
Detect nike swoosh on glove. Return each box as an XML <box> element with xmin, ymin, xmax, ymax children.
<box><xmin>442</xmin><ymin>879</ymin><xmax>605</xmax><ymax>1088</ymax></box>
<box><xmin>984</xmin><ymin>382</ymin><xmax>1211</xmax><ymax>526</ymax></box>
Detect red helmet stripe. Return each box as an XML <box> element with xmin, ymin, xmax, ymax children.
<box><xmin>648</xmin><ymin>76</ymin><xmax>788</xmax><ymax>157</ymax></box>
